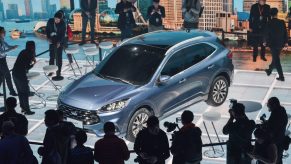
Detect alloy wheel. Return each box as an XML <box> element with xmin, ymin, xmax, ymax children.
<box><xmin>131</xmin><ymin>112</ymin><xmax>149</xmax><ymax>137</ymax></box>
<box><xmin>212</xmin><ymin>79</ymin><xmax>227</xmax><ymax>104</ymax></box>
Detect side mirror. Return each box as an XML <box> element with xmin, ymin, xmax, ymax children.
<box><xmin>157</xmin><ymin>75</ymin><xmax>171</xmax><ymax>85</ymax></box>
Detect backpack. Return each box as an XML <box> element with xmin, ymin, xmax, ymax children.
<box><xmin>67</xmin><ymin>25</ymin><xmax>73</xmax><ymax>41</ymax></box>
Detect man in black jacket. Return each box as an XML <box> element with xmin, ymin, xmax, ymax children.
<box><xmin>147</xmin><ymin>0</ymin><xmax>165</xmax><ymax>32</ymax></box>
<box><xmin>249</xmin><ymin>0</ymin><xmax>270</xmax><ymax>62</ymax></box>
<box><xmin>171</xmin><ymin>110</ymin><xmax>202</xmax><ymax>164</ymax></box>
<box><xmin>12</xmin><ymin>41</ymin><xmax>36</xmax><ymax>115</ymax></box>
<box><xmin>0</xmin><ymin>97</ymin><xmax>28</xmax><ymax>136</ymax></box>
<box><xmin>115</xmin><ymin>0</ymin><xmax>136</xmax><ymax>41</ymax></box>
<box><xmin>134</xmin><ymin>116</ymin><xmax>170</xmax><ymax>164</ymax></box>
<box><xmin>80</xmin><ymin>0</ymin><xmax>97</xmax><ymax>45</ymax></box>
<box><xmin>223</xmin><ymin>102</ymin><xmax>256</xmax><ymax>164</ymax></box>
<box><xmin>266</xmin><ymin>97</ymin><xmax>288</xmax><ymax>164</ymax></box>
<box><xmin>46</xmin><ymin>12</ymin><xmax>66</xmax><ymax>81</ymax></box>
<box><xmin>264</xmin><ymin>8</ymin><xmax>288</xmax><ymax>81</ymax></box>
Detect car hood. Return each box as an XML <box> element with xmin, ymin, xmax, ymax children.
<box><xmin>61</xmin><ymin>73</ymin><xmax>137</xmax><ymax>110</ymax></box>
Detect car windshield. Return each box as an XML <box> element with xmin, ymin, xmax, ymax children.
<box><xmin>94</xmin><ymin>44</ymin><xmax>167</xmax><ymax>85</ymax></box>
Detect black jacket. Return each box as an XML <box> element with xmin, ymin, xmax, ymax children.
<box><xmin>134</xmin><ymin>128</ymin><xmax>170</xmax><ymax>164</ymax></box>
<box><xmin>264</xmin><ymin>18</ymin><xmax>288</xmax><ymax>48</ymax></box>
<box><xmin>68</xmin><ymin>145</ymin><xmax>94</xmax><ymax>164</ymax></box>
<box><xmin>171</xmin><ymin>124</ymin><xmax>202</xmax><ymax>164</ymax></box>
<box><xmin>115</xmin><ymin>1</ymin><xmax>136</xmax><ymax>29</ymax></box>
<box><xmin>147</xmin><ymin>5</ymin><xmax>165</xmax><ymax>27</ymax></box>
<box><xmin>249</xmin><ymin>3</ymin><xmax>271</xmax><ymax>32</ymax></box>
<box><xmin>0</xmin><ymin>110</ymin><xmax>28</xmax><ymax>136</ymax></box>
<box><xmin>46</xmin><ymin>18</ymin><xmax>66</xmax><ymax>44</ymax></box>
<box><xmin>223</xmin><ymin>118</ymin><xmax>256</xmax><ymax>156</ymax></box>
<box><xmin>267</xmin><ymin>106</ymin><xmax>288</xmax><ymax>145</ymax></box>
<box><xmin>12</xmin><ymin>49</ymin><xmax>35</xmax><ymax>78</ymax></box>
<box><xmin>80</xmin><ymin>0</ymin><xmax>97</xmax><ymax>16</ymax></box>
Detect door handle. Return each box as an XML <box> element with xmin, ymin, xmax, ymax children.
<box><xmin>208</xmin><ymin>64</ymin><xmax>215</xmax><ymax>69</ymax></box>
<box><xmin>179</xmin><ymin>78</ymin><xmax>187</xmax><ymax>84</ymax></box>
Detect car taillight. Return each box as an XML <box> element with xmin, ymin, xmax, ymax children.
<box><xmin>227</xmin><ymin>52</ymin><xmax>233</xmax><ymax>59</ymax></box>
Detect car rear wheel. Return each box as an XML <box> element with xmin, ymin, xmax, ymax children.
<box><xmin>126</xmin><ymin>108</ymin><xmax>152</xmax><ymax>142</ymax></box>
<box><xmin>206</xmin><ymin>76</ymin><xmax>229</xmax><ymax>106</ymax></box>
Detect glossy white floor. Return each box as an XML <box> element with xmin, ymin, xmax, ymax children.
<box><xmin>1</xmin><ymin>57</ymin><xmax>291</xmax><ymax>164</ymax></box>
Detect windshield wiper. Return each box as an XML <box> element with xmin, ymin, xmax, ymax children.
<box><xmin>103</xmin><ymin>75</ymin><xmax>133</xmax><ymax>85</ymax></box>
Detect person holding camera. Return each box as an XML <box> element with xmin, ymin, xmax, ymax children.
<box><xmin>265</xmin><ymin>97</ymin><xmax>288</xmax><ymax>164</ymax></box>
<box><xmin>223</xmin><ymin>102</ymin><xmax>256</xmax><ymax>164</ymax></box>
<box><xmin>134</xmin><ymin>116</ymin><xmax>170</xmax><ymax>164</ymax></box>
<box><xmin>147</xmin><ymin>0</ymin><xmax>165</xmax><ymax>32</ymax></box>
<box><xmin>182</xmin><ymin>0</ymin><xmax>201</xmax><ymax>29</ymax></box>
<box><xmin>46</xmin><ymin>12</ymin><xmax>66</xmax><ymax>81</ymax></box>
<box><xmin>115</xmin><ymin>0</ymin><xmax>137</xmax><ymax>41</ymax></box>
<box><xmin>171</xmin><ymin>110</ymin><xmax>202</xmax><ymax>164</ymax></box>
<box><xmin>263</xmin><ymin>8</ymin><xmax>288</xmax><ymax>82</ymax></box>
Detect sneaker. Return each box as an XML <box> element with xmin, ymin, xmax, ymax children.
<box><xmin>0</xmin><ymin>93</ymin><xmax>3</xmax><ymax>96</ymax></box>
<box><xmin>276</xmin><ymin>77</ymin><xmax>285</xmax><ymax>81</ymax></box>
<box><xmin>48</xmin><ymin>72</ymin><xmax>54</xmax><ymax>77</ymax></box>
<box><xmin>52</xmin><ymin>75</ymin><xmax>64</xmax><ymax>81</ymax></box>
<box><xmin>265</xmin><ymin>69</ymin><xmax>271</xmax><ymax>76</ymax></box>
<box><xmin>23</xmin><ymin>110</ymin><xmax>35</xmax><ymax>115</ymax></box>
<box><xmin>10</xmin><ymin>91</ymin><xmax>18</xmax><ymax>96</ymax></box>
<box><xmin>261</xmin><ymin>56</ymin><xmax>267</xmax><ymax>61</ymax></box>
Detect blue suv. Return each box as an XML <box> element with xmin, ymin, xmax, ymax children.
<box><xmin>58</xmin><ymin>30</ymin><xmax>234</xmax><ymax>141</ymax></box>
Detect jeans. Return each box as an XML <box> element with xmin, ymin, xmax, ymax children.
<box><xmin>49</xmin><ymin>44</ymin><xmax>63</xmax><ymax>76</ymax></box>
<box><xmin>12</xmin><ymin>74</ymin><xmax>30</xmax><ymax>111</ymax></box>
<box><xmin>0</xmin><ymin>58</ymin><xmax>15</xmax><ymax>93</ymax></box>
<box><xmin>82</xmin><ymin>15</ymin><xmax>96</xmax><ymax>41</ymax></box>
<box><xmin>120</xmin><ymin>27</ymin><xmax>133</xmax><ymax>41</ymax></box>
<box><xmin>268</xmin><ymin>47</ymin><xmax>284</xmax><ymax>78</ymax></box>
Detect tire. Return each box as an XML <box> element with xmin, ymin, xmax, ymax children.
<box><xmin>206</xmin><ymin>76</ymin><xmax>229</xmax><ymax>107</ymax></box>
<box><xmin>126</xmin><ymin>108</ymin><xmax>152</xmax><ymax>142</ymax></box>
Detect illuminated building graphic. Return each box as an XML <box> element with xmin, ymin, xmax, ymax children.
<box><xmin>159</xmin><ymin>0</ymin><xmax>183</xmax><ymax>30</ymax></box>
<box><xmin>200</xmin><ymin>0</ymin><xmax>224</xmax><ymax>30</ymax></box>
<box><xmin>24</xmin><ymin>0</ymin><xmax>33</xmax><ymax>18</ymax></box>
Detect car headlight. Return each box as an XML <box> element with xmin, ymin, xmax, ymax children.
<box><xmin>99</xmin><ymin>99</ymin><xmax>130</xmax><ymax>112</ymax></box>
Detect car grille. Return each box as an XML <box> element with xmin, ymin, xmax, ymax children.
<box><xmin>58</xmin><ymin>103</ymin><xmax>100</xmax><ymax>125</ymax></box>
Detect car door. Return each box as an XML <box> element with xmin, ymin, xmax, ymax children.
<box><xmin>150</xmin><ymin>46</ymin><xmax>199</xmax><ymax>116</ymax></box>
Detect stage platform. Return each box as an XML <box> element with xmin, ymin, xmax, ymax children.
<box><xmin>1</xmin><ymin>57</ymin><xmax>291</xmax><ymax>164</ymax></box>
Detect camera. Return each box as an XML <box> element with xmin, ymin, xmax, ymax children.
<box><xmin>256</xmin><ymin>113</ymin><xmax>268</xmax><ymax>129</ymax></box>
<box><xmin>163</xmin><ymin>117</ymin><xmax>181</xmax><ymax>141</ymax></box>
<box><xmin>229</xmin><ymin>99</ymin><xmax>238</xmax><ymax>110</ymax></box>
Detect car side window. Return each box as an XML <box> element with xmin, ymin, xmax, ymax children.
<box><xmin>161</xmin><ymin>43</ymin><xmax>215</xmax><ymax>77</ymax></box>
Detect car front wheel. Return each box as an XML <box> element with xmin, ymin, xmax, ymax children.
<box><xmin>206</xmin><ymin>76</ymin><xmax>229</xmax><ymax>106</ymax></box>
<box><xmin>126</xmin><ymin>108</ymin><xmax>152</xmax><ymax>142</ymax></box>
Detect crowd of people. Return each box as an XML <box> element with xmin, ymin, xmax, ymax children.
<box><xmin>0</xmin><ymin>96</ymin><xmax>289</xmax><ymax>164</ymax></box>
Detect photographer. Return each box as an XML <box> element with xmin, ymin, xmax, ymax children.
<box><xmin>46</xmin><ymin>12</ymin><xmax>66</xmax><ymax>81</ymax></box>
<box><xmin>134</xmin><ymin>116</ymin><xmax>170</xmax><ymax>164</ymax></box>
<box><xmin>265</xmin><ymin>97</ymin><xmax>288</xmax><ymax>164</ymax></box>
<box><xmin>171</xmin><ymin>110</ymin><xmax>202</xmax><ymax>164</ymax></box>
<box><xmin>182</xmin><ymin>0</ymin><xmax>201</xmax><ymax>29</ymax></box>
<box><xmin>223</xmin><ymin>101</ymin><xmax>256</xmax><ymax>164</ymax></box>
